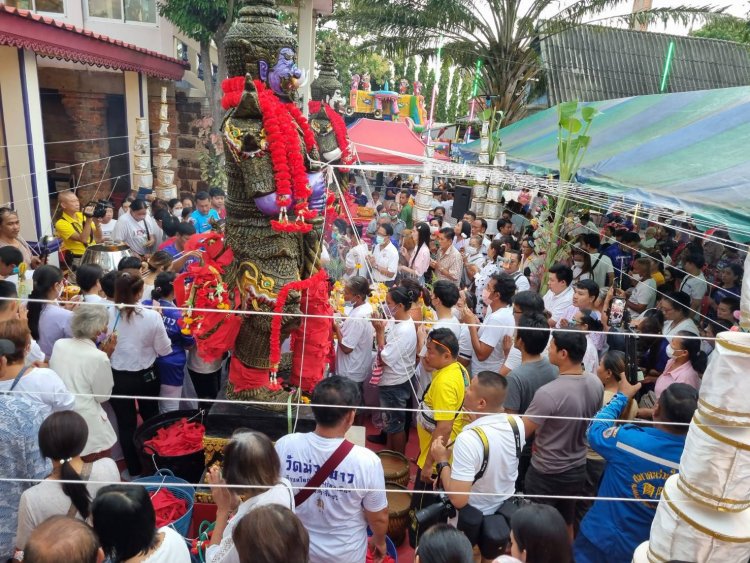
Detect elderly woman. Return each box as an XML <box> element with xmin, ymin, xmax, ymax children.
<box><xmin>49</xmin><ymin>304</ymin><xmax>117</xmax><ymax>462</ymax></box>
<box><xmin>205</xmin><ymin>431</ymin><xmax>294</xmax><ymax>563</ymax></box>
<box><xmin>0</xmin><ymin>208</ymin><xmax>41</xmax><ymax>268</ymax></box>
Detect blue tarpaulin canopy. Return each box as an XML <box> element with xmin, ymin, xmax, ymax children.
<box><xmin>455</xmin><ymin>86</ymin><xmax>750</xmax><ymax>239</ymax></box>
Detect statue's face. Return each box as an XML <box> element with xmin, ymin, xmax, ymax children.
<box><xmin>309</xmin><ymin>111</ymin><xmax>340</xmax><ymax>162</ymax></box>
<box><xmin>264</xmin><ymin>47</ymin><xmax>303</xmax><ymax>101</ymax></box>
<box><xmin>223</xmin><ymin>110</ymin><xmax>276</xmax><ymax>200</ymax></box>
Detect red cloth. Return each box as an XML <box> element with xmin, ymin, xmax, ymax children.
<box><xmin>366</xmin><ymin>546</ymin><xmax>395</xmax><ymax>563</ymax></box>
<box><xmin>150</xmin><ymin>488</ymin><xmax>188</xmax><ymax>528</ymax></box>
<box><xmin>144</xmin><ymin>418</ymin><xmax>205</xmax><ymax>457</ymax></box>
<box><xmin>229</xmin><ymin>356</ymin><xmax>278</xmax><ymax>392</ymax></box>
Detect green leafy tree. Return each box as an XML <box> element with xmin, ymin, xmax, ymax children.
<box><xmin>316</xmin><ymin>28</ymin><xmax>393</xmax><ymax>88</ymax></box>
<box><xmin>435</xmin><ymin>59</ymin><xmax>452</xmax><ymax>122</ymax></box>
<box><xmin>158</xmin><ymin>0</ymin><xmax>240</xmax><ymax>132</ymax></box>
<box><xmin>404</xmin><ymin>56</ymin><xmax>416</xmax><ymax>84</ymax></box>
<box><xmin>338</xmin><ymin>0</ymin><xmax>724</xmax><ymax>124</ymax></box>
<box><xmin>690</xmin><ymin>15</ymin><xmax>750</xmax><ymax>43</ymax></box>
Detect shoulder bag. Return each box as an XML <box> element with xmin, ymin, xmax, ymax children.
<box><xmin>293</xmin><ymin>440</ymin><xmax>355</xmax><ymax>507</ymax></box>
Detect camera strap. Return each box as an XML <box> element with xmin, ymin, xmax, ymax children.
<box><xmin>294</xmin><ymin>439</ymin><xmax>354</xmax><ymax>507</ymax></box>
<box><xmin>470</xmin><ymin>416</ymin><xmax>521</xmax><ymax>484</ymax></box>
<box><xmin>63</xmin><ymin>213</ymin><xmax>95</xmax><ymax>245</ymax></box>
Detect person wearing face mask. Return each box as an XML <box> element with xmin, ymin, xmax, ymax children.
<box><xmin>168</xmin><ymin>198</ymin><xmax>183</xmax><ymax>220</ymax></box>
<box><xmin>112</xmin><ymin>199</ymin><xmax>159</xmax><ymax>258</ymax></box>
<box><xmin>570</xmin><ymin>247</ymin><xmax>592</xmax><ymax>283</ymax></box>
<box><xmin>638</xmin><ymin>331</ymin><xmax>705</xmax><ymax>419</ymax></box>
<box><xmin>386</xmin><ymin>202</ymin><xmax>406</xmax><ymax>239</ymax></box>
<box><xmin>366</xmin><ymin>224</ymin><xmax>399</xmax><ymax>286</ymax></box>
<box><xmin>398</xmin><ymin>222</ymin><xmax>431</xmax><ymax>283</ymax></box>
<box><xmin>431</xmin><ymin>371</ymin><xmax>524</xmax><ymax>562</ymax></box>
<box><xmin>473</xmin><ymin>240</ymin><xmax>505</xmax><ymax>319</ymax></box>
<box><xmin>462</xmin><ymin>235</ymin><xmax>486</xmax><ymax>283</ymax></box>
<box><xmin>463</xmin><ymin>273</ymin><xmax>516</xmax><ymax>375</ymax></box>
<box><xmin>369</xmin><ymin>286</ymin><xmax>418</xmax><ymax>453</ymax></box>
<box><xmin>618</xmin><ymin>257</ymin><xmax>657</xmax><ymax>318</ymax></box>
<box><xmin>49</xmin><ymin>305</ymin><xmax>117</xmax><ymax>462</ymax></box>
<box><xmin>333</xmin><ymin>277</ymin><xmax>374</xmax><ymax>389</ymax></box>
<box><xmin>27</xmin><ymin>265</ymin><xmax>78</xmax><ymax>359</ymax></box>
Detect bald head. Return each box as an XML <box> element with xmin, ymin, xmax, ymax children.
<box><xmin>24</xmin><ymin>516</ymin><xmax>103</xmax><ymax>563</ymax></box>
<box><xmin>464</xmin><ymin>371</ymin><xmax>508</xmax><ymax>416</ymax></box>
<box><xmin>58</xmin><ymin>191</ymin><xmax>80</xmax><ymax>214</ymax></box>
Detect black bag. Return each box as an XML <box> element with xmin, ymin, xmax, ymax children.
<box><xmin>477</xmin><ymin>496</ymin><xmax>531</xmax><ymax>560</ymax></box>
<box><xmin>456</xmin><ymin>503</ymin><xmax>484</xmax><ymax>546</ymax></box>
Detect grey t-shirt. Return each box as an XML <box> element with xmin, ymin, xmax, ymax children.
<box><xmin>504</xmin><ymin>359</ymin><xmax>559</xmax><ymax>457</ymax></box>
<box><xmin>504</xmin><ymin>359</ymin><xmax>559</xmax><ymax>415</ymax></box>
<box><xmin>524</xmin><ymin>373</ymin><xmax>603</xmax><ymax>474</ymax></box>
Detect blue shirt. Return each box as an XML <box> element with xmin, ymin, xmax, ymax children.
<box><xmin>0</xmin><ymin>395</ymin><xmax>49</xmax><ymax>560</ymax></box>
<box><xmin>190</xmin><ymin>208</ymin><xmax>220</xmax><ymax>234</ymax></box>
<box><xmin>143</xmin><ymin>299</ymin><xmax>194</xmax><ymax>386</ymax></box>
<box><xmin>577</xmin><ymin>393</ymin><xmax>686</xmax><ymax>562</ymax></box>
<box><xmin>161</xmin><ymin>243</ymin><xmax>198</xmax><ymax>273</ymax></box>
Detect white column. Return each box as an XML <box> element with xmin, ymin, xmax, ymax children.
<box><xmin>124</xmin><ymin>71</ymin><xmax>149</xmax><ymax>179</ymax></box>
<box><xmin>297</xmin><ymin>0</ymin><xmax>315</xmax><ymax>117</ymax></box>
<box><xmin>0</xmin><ymin>47</ymin><xmax>51</xmax><ymax>241</ymax></box>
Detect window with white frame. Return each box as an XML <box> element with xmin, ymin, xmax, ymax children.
<box><xmin>5</xmin><ymin>0</ymin><xmax>64</xmax><ymax>14</ymax></box>
<box><xmin>87</xmin><ymin>0</ymin><xmax>156</xmax><ymax>23</ymax></box>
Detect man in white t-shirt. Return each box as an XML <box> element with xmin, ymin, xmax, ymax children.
<box><xmin>679</xmin><ymin>254</ymin><xmax>708</xmax><ymax>315</ymax></box>
<box><xmin>502</xmin><ymin>249</ymin><xmax>530</xmax><ymax>292</ymax></box>
<box><xmin>624</xmin><ymin>257</ymin><xmax>657</xmax><ymax>317</ymax></box>
<box><xmin>499</xmin><ymin>291</ymin><xmax>547</xmax><ymax>376</ymax></box>
<box><xmin>579</xmin><ymin>233</ymin><xmax>614</xmax><ymax>294</ymax></box>
<box><xmin>275</xmin><ymin>377</ymin><xmax>389</xmax><ymax>563</ymax></box>
<box><xmin>333</xmin><ymin>277</ymin><xmax>374</xmax><ymax>384</ymax></box>
<box><xmin>542</xmin><ymin>264</ymin><xmax>574</xmax><ymax>328</ymax></box>
<box><xmin>366</xmin><ymin>223</ymin><xmax>398</xmax><ymax>284</ymax></box>
<box><xmin>432</xmin><ymin>371</ymin><xmax>524</xmax><ymax>560</ymax></box>
<box><xmin>463</xmin><ymin>272</ymin><xmax>516</xmax><ymax>374</ymax></box>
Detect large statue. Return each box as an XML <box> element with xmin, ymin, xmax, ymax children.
<box><xmin>177</xmin><ymin>0</ymin><xmax>330</xmax><ymax>407</ymax></box>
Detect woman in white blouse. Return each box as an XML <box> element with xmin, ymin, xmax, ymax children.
<box><xmin>205</xmin><ymin>431</ymin><xmax>294</xmax><ymax>563</ymax></box>
<box><xmin>397</xmin><ymin>222</ymin><xmax>431</xmax><ymax>284</ymax></box>
<box><xmin>473</xmin><ymin>239</ymin><xmax>504</xmax><ymax>319</ymax></box>
<box><xmin>50</xmin><ymin>304</ymin><xmax>118</xmax><ymax>461</ymax></box>
<box><xmin>108</xmin><ymin>271</ymin><xmax>172</xmax><ymax>479</ymax></box>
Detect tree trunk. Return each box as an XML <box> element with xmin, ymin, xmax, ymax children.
<box><xmin>200</xmin><ymin>39</ymin><xmax>218</xmax><ymax>130</ymax></box>
<box><xmin>210</xmin><ymin>29</ymin><xmax>230</xmax><ymax>135</ymax></box>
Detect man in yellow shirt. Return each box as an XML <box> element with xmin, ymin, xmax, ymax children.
<box><xmin>54</xmin><ymin>191</ymin><xmax>102</xmax><ymax>268</ymax></box>
<box><xmin>411</xmin><ymin>327</ymin><xmax>469</xmax><ymax>544</ymax></box>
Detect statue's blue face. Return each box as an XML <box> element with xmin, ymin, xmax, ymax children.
<box><xmin>259</xmin><ymin>47</ymin><xmax>303</xmax><ymax>101</ymax></box>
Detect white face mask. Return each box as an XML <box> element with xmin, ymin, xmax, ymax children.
<box><xmin>466</xmin><ymin>246</ymin><xmax>479</xmax><ymax>256</ymax></box>
<box><xmin>482</xmin><ymin>288</ymin><xmax>492</xmax><ymax>306</ymax></box>
<box><xmin>632</xmin><ymin>273</ymin><xmax>642</xmax><ymax>281</ymax></box>
<box><xmin>573</xmin><ymin>260</ymin><xmax>584</xmax><ymax>268</ymax></box>
<box><xmin>666</xmin><ymin>344</ymin><xmax>678</xmax><ymax>359</ymax></box>
<box><xmin>173</xmin><ymin>209</ymin><xmax>183</xmax><ymax>219</ymax></box>
<box><xmin>430</xmin><ymin>225</ymin><xmax>439</xmax><ymax>235</ymax></box>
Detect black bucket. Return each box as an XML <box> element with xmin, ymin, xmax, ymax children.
<box><xmin>134</xmin><ymin>409</ymin><xmax>206</xmax><ymax>485</ymax></box>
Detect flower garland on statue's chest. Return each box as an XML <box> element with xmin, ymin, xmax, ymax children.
<box><xmin>222</xmin><ymin>77</ymin><xmax>318</xmax><ymax>234</ymax></box>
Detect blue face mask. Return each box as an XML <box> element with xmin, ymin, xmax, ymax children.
<box><xmin>376</xmin><ymin>235</ymin><xmax>386</xmax><ymax>244</ymax></box>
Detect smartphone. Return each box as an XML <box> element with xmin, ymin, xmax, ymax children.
<box><xmin>624</xmin><ymin>332</ymin><xmax>642</xmax><ymax>385</ymax></box>
<box><xmin>608</xmin><ymin>297</ymin><xmax>627</xmax><ymax>329</ymax></box>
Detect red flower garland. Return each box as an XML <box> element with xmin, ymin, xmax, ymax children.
<box><xmin>308</xmin><ymin>101</ymin><xmax>355</xmax><ymax>171</ymax></box>
<box><xmin>221</xmin><ymin>77</ymin><xmax>319</xmax><ymax>233</ymax></box>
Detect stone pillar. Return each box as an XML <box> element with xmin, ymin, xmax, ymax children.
<box><xmin>414</xmin><ymin>144</ymin><xmax>435</xmax><ymax>222</ymax></box>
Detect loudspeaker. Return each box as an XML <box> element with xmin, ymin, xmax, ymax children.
<box><xmin>452</xmin><ymin>185</ymin><xmax>472</xmax><ymax>221</ymax></box>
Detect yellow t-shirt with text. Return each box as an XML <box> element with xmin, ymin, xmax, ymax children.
<box><xmin>417</xmin><ymin>361</ymin><xmax>469</xmax><ymax>469</ymax></box>
<box><xmin>55</xmin><ymin>212</ymin><xmax>95</xmax><ymax>255</ymax></box>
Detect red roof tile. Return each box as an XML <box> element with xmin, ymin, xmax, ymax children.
<box><xmin>0</xmin><ymin>5</ymin><xmax>189</xmax><ymax>80</ymax></box>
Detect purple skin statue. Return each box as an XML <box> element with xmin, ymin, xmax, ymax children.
<box><xmin>266</xmin><ymin>47</ymin><xmax>302</xmax><ymax>100</ymax></box>
<box><xmin>254</xmin><ymin>172</ymin><xmax>326</xmax><ymax>217</ymax></box>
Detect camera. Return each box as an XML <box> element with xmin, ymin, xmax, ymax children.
<box><xmin>84</xmin><ymin>200</ymin><xmax>112</xmax><ymax>219</ymax></box>
<box><xmin>411</xmin><ymin>491</ymin><xmax>455</xmax><ymax>532</ymax></box>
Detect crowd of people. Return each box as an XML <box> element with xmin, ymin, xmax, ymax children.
<box><xmin>0</xmin><ymin>173</ymin><xmax>745</xmax><ymax>563</ymax></box>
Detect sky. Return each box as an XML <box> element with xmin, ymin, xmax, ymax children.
<box><xmin>521</xmin><ymin>0</ymin><xmax>748</xmax><ymax>36</ymax></box>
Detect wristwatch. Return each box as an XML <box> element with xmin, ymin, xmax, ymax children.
<box><xmin>435</xmin><ymin>461</ymin><xmax>450</xmax><ymax>476</ymax></box>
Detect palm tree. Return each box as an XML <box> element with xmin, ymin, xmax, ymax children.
<box><xmin>337</xmin><ymin>0</ymin><xmax>724</xmax><ymax>124</ymax></box>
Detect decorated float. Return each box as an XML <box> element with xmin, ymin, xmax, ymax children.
<box><xmin>348</xmin><ymin>74</ymin><xmax>427</xmax><ymax>128</ymax></box>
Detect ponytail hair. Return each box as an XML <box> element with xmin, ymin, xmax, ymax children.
<box><xmin>151</xmin><ymin>271</ymin><xmax>176</xmax><ymax>302</ymax></box>
<box><xmin>28</xmin><ymin>265</ymin><xmax>63</xmax><ymax>340</ymax></box>
<box><xmin>678</xmin><ymin>330</ymin><xmax>708</xmax><ymax>374</ymax></box>
<box><xmin>389</xmin><ymin>285</ymin><xmax>417</xmax><ymax>311</ymax></box>
<box><xmin>38</xmin><ymin>411</ymin><xmax>91</xmax><ymax>518</ymax></box>
<box><xmin>114</xmin><ymin>272</ymin><xmax>144</xmax><ymax>320</ymax></box>
<box><xmin>400</xmin><ymin>278</ymin><xmax>430</xmax><ymax>308</ymax></box>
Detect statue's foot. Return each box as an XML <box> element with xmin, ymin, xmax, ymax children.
<box><xmin>225</xmin><ymin>380</ymin><xmax>294</xmax><ymax>412</ymax></box>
